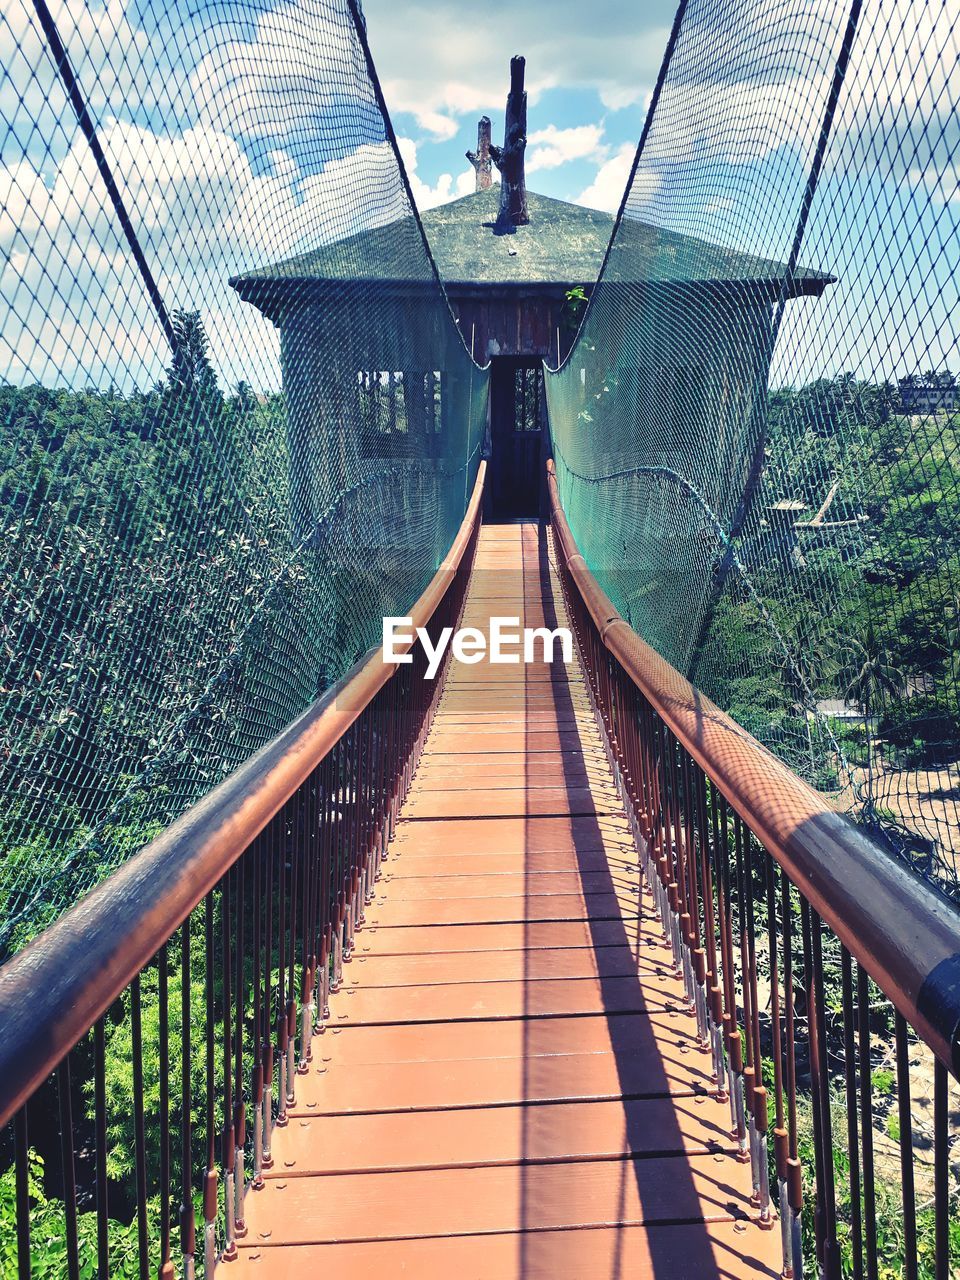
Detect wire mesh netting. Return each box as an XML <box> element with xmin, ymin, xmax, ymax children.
<box><xmin>545</xmin><ymin>0</ymin><xmax>960</xmax><ymax>895</ymax></box>
<box><xmin>0</xmin><ymin>0</ymin><xmax>487</xmax><ymax>954</ymax></box>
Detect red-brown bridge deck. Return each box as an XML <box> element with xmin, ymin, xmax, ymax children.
<box><xmin>237</xmin><ymin>523</ymin><xmax>781</xmax><ymax>1279</ymax></box>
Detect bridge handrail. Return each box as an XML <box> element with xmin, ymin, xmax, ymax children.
<box><xmin>0</xmin><ymin>462</ymin><xmax>486</xmax><ymax>1132</ymax></box>
<box><xmin>547</xmin><ymin>459</ymin><xmax>960</xmax><ymax>1077</ymax></box>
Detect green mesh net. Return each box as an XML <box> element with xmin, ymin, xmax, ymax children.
<box><xmin>545</xmin><ymin>0</ymin><xmax>960</xmax><ymax>895</ymax></box>
<box><xmin>0</xmin><ymin>0</ymin><xmax>486</xmax><ymax>953</ymax></box>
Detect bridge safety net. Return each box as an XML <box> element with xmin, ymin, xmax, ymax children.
<box><xmin>545</xmin><ymin>0</ymin><xmax>960</xmax><ymax>896</ymax></box>
<box><xmin>0</xmin><ymin>0</ymin><xmax>486</xmax><ymax>953</ymax></box>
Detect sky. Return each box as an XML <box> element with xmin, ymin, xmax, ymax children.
<box><xmin>361</xmin><ymin>0</ymin><xmax>676</xmax><ymax>213</ymax></box>
<box><xmin>1</xmin><ymin>0</ymin><xmax>959</xmax><ymax>394</ymax></box>
<box><xmin>0</xmin><ymin>0</ymin><xmax>676</xmax><ymax>392</ymax></box>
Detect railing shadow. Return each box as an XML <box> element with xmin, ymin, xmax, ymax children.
<box><xmin>513</xmin><ymin>521</ymin><xmax>760</xmax><ymax>1279</ymax></box>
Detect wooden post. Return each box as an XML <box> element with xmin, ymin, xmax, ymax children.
<box><xmin>490</xmin><ymin>56</ymin><xmax>529</xmax><ymax>228</ymax></box>
<box><xmin>466</xmin><ymin>117</ymin><xmax>493</xmax><ymax>192</ymax></box>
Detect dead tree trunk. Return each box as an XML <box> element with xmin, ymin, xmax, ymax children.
<box><xmin>466</xmin><ymin>116</ymin><xmax>493</xmax><ymax>192</ymax></box>
<box><xmin>490</xmin><ymin>56</ymin><xmax>529</xmax><ymax>229</ymax></box>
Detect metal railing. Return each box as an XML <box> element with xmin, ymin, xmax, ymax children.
<box><xmin>0</xmin><ymin>464</ymin><xmax>485</xmax><ymax>1278</ymax></box>
<box><xmin>547</xmin><ymin>459</ymin><xmax>960</xmax><ymax>1280</ymax></box>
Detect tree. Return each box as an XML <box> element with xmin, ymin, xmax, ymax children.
<box><xmin>489</xmin><ymin>57</ymin><xmax>529</xmax><ymax>230</ymax></box>
<box><xmin>841</xmin><ymin>626</ymin><xmax>902</xmax><ymax>819</ymax></box>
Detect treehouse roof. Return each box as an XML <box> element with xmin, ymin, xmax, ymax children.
<box><xmin>230</xmin><ymin>185</ymin><xmax>832</xmax><ymax>321</ymax></box>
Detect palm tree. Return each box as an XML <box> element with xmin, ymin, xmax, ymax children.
<box><xmin>780</xmin><ymin>616</ymin><xmax>818</xmax><ymax>779</ymax></box>
<box><xmin>842</xmin><ymin>626</ymin><xmax>902</xmax><ymax>820</ymax></box>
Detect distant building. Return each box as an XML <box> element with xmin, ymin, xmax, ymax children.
<box><xmin>898</xmin><ymin>374</ymin><xmax>959</xmax><ymax>413</ymax></box>
<box><xmin>812</xmin><ymin>699</ymin><xmax>875</xmax><ymax>729</ymax></box>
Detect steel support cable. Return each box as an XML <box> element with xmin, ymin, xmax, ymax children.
<box><xmin>29</xmin><ymin>0</ymin><xmax>176</xmax><ymax>350</ymax></box>
<box><xmin>686</xmin><ymin>0</ymin><xmax>866</xmax><ymax>680</ymax></box>
<box><xmin>544</xmin><ymin>0</ymin><xmax>691</xmax><ymax>373</ymax></box>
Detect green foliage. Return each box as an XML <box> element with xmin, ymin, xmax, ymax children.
<box><xmin>871</xmin><ymin>1069</ymin><xmax>895</xmax><ymax>1095</ymax></box>
<box><xmin>0</xmin><ymin>313</ymin><xmax>293</xmax><ymax>953</ymax></box>
<box><xmin>561</xmin><ymin>286</ymin><xmax>589</xmax><ymax>335</ymax></box>
<box><xmin>94</xmin><ymin>922</ymin><xmax>217</xmax><ymax>1187</ymax></box>
<box><xmin>0</xmin><ymin>1150</ymin><xmax>145</xmax><ymax>1278</ymax></box>
<box><xmin>694</xmin><ymin>375</ymin><xmax>960</xmax><ymax>883</ymax></box>
<box><xmin>791</xmin><ymin>1088</ymin><xmax>958</xmax><ymax>1280</ymax></box>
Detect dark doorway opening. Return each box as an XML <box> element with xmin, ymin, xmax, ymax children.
<box><xmin>489</xmin><ymin>357</ymin><xmax>544</xmax><ymax>518</ymax></box>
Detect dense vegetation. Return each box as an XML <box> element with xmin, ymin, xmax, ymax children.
<box><xmin>2</xmin><ymin>359</ymin><xmax>958</xmax><ymax>1272</ymax></box>
<box><xmin>702</xmin><ymin>372</ymin><xmax>960</xmax><ymax>889</ymax></box>
<box><xmin>0</xmin><ymin>315</ymin><xmax>293</xmax><ymax>955</ymax></box>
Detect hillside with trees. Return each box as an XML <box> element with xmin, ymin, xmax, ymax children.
<box><xmin>703</xmin><ymin>372</ymin><xmax>960</xmax><ymax>892</ymax></box>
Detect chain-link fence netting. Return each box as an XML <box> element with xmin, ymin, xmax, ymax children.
<box><xmin>0</xmin><ymin>0</ymin><xmax>486</xmax><ymax>954</ymax></box>
<box><xmin>545</xmin><ymin>0</ymin><xmax>960</xmax><ymax>895</ymax></box>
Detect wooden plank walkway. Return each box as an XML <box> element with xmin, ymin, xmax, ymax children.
<box><xmin>237</xmin><ymin>522</ymin><xmax>781</xmax><ymax>1279</ymax></box>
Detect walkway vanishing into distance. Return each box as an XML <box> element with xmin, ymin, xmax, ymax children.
<box><xmin>238</xmin><ymin>523</ymin><xmax>780</xmax><ymax>1278</ymax></box>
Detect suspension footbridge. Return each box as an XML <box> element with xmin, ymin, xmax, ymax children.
<box><xmin>2</xmin><ymin>0</ymin><xmax>960</xmax><ymax>1277</ymax></box>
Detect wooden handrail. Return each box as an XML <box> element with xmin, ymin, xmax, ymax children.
<box><xmin>547</xmin><ymin>459</ymin><xmax>960</xmax><ymax>1076</ymax></box>
<box><xmin>0</xmin><ymin>463</ymin><xmax>486</xmax><ymax>1129</ymax></box>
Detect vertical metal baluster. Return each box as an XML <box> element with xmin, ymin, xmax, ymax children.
<box><xmin>57</xmin><ymin>1056</ymin><xmax>80</xmax><ymax>1280</ymax></box>
<box><xmin>276</xmin><ymin>812</ymin><xmax>288</xmax><ymax>1129</ymax></box>
<box><xmin>263</xmin><ymin>819</ymin><xmax>276</xmax><ymax>1168</ymax></box>
<box><xmin>14</xmin><ymin>1106</ymin><xmax>30</xmax><ymax>1279</ymax></box>
<box><xmin>765</xmin><ymin>859</ymin><xmax>791</xmax><ymax>1274</ymax></box>
<box><xmin>895</xmin><ymin>1012</ymin><xmax>918</xmax><ymax>1280</ymax></box>
<box><xmin>374</xmin><ymin>687</ymin><xmax>389</xmax><ymax>880</ymax></box>
<box><xmin>695</xmin><ymin>768</ymin><xmax>724</xmax><ymax>1095</ymax></box>
<box><xmin>348</xmin><ymin>715</ymin><xmax>360</xmax><ymax>949</ymax></box>
<box><xmin>300</xmin><ymin>773</ymin><xmax>316</xmax><ymax>1072</ymax></box>
<box><xmin>933</xmin><ymin>1060</ymin><xmax>949</xmax><ymax>1280</ymax></box>
<box><xmin>94</xmin><ymin>1018</ymin><xmax>109</xmax><ymax>1277</ymax></box>
<box><xmin>682</xmin><ymin>751</ymin><xmax>708</xmax><ymax>1049</ymax></box>
<box><xmin>857</xmin><ymin>965</ymin><xmax>878</xmax><ymax>1280</ymax></box>
<box><xmin>180</xmin><ymin>914</ymin><xmax>196</xmax><ymax>1279</ymax></box>
<box><xmin>734</xmin><ymin>816</ymin><xmax>761</xmax><ymax>1204</ymax></box>
<box><xmin>332</xmin><ymin>734</ymin><xmax>347</xmax><ymax>992</ymax></box>
<box><xmin>234</xmin><ymin>855</ymin><xmax>247</xmax><ymax>1240</ymax></box>
<box><xmin>782</xmin><ymin>875</ymin><xmax>802</xmax><ymax>1277</ymax></box>
<box><xmin>717</xmin><ymin>796</ymin><xmax>746</xmax><ymax>1156</ymax></box>
<box><xmin>667</xmin><ymin>732</ymin><xmax>695</xmax><ymax>1016</ymax></box>
<box><xmin>800</xmin><ymin>899</ymin><xmax>826</xmax><ymax>1275</ymax></box>
<box><xmin>253</xmin><ymin>835</ymin><xmax>265</xmax><ymax>1188</ymax></box>
<box><xmin>221</xmin><ymin>870</ymin><xmax>236</xmax><ymax>1260</ymax></box>
<box><xmin>286</xmin><ymin>795</ymin><xmax>301</xmax><ymax>1108</ymax></box>
<box><xmin>803</xmin><ymin>906</ymin><xmax>834</xmax><ymax>1274</ymax></box>
<box><xmin>310</xmin><ymin>766</ymin><xmax>323</xmax><ymax>1034</ymax></box>
<box><xmin>130</xmin><ymin>977</ymin><xmax>149</xmax><ymax>1280</ymax></box>
<box><xmin>158</xmin><ymin>945</ymin><xmax>173</xmax><ymax>1280</ymax></box>
<box><xmin>656</xmin><ymin>717</ymin><xmax>672</xmax><ymax>947</ymax></box>
<box><xmin>335</xmin><ymin>803</ymin><xmax>345</xmax><ymax>993</ymax></box>
<box><xmin>357</xmin><ymin>710</ymin><xmax>373</xmax><ymax>926</ymax></box>
<box><xmin>345</xmin><ymin>724</ymin><xmax>358</xmax><ymax>961</ymax></box>
<box><xmin>840</xmin><ymin>946</ymin><xmax>863</xmax><ymax>1279</ymax></box>
<box><xmin>811</xmin><ymin>912</ymin><xmax>838</xmax><ymax>1277</ymax></box>
<box><xmin>319</xmin><ymin>756</ymin><xmax>333</xmax><ymax>1027</ymax></box>
<box><xmin>746</xmin><ymin>832</ymin><xmax>770</xmax><ymax>1224</ymax></box>
<box><xmin>203</xmin><ymin>891</ymin><xmax>218</xmax><ymax>1275</ymax></box>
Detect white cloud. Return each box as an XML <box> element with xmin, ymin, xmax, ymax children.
<box><xmin>576</xmin><ymin>143</ymin><xmax>636</xmax><ymax>212</ymax></box>
<box><xmin>397</xmin><ymin>136</ymin><xmax>473</xmax><ymax>210</ymax></box>
<box><xmin>189</xmin><ymin>0</ymin><xmax>359</xmax><ymax>143</ymax></box>
<box><xmin>909</xmin><ymin>167</ymin><xmax>960</xmax><ymax>206</ymax></box>
<box><xmin>455</xmin><ymin>168</ymin><xmax>477</xmax><ymax>198</ymax></box>
<box><xmin>414</xmin><ymin>110</ymin><xmax>460</xmax><ymax>142</ymax></box>
<box><xmin>527</xmin><ymin>124</ymin><xmax>606</xmax><ymax>173</ymax></box>
<box><xmin>0</xmin><ymin>118</ymin><xmax>427</xmax><ymax>390</ymax></box>
<box><xmin>363</xmin><ymin>0</ymin><xmax>674</xmax><ymax>133</ymax></box>
<box><xmin>600</xmin><ymin>86</ymin><xmax>650</xmax><ymax>112</ymax></box>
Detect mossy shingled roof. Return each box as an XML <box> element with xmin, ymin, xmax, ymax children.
<box><xmin>230</xmin><ymin>186</ymin><xmax>831</xmax><ymax>304</ymax></box>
